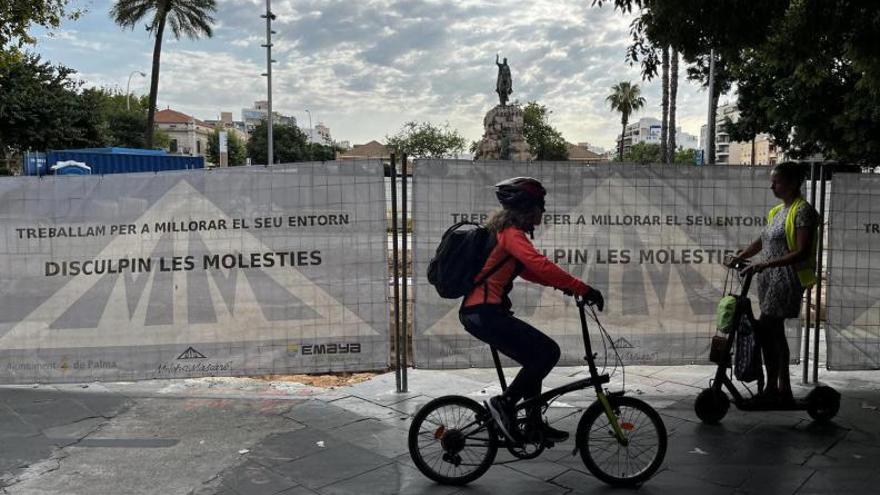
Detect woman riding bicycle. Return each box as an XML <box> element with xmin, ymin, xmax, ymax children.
<box><xmin>459</xmin><ymin>177</ymin><xmax>604</xmax><ymax>443</ymax></box>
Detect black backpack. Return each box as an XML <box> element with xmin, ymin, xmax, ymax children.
<box><xmin>426</xmin><ymin>221</ymin><xmax>510</xmax><ymax>299</ymax></box>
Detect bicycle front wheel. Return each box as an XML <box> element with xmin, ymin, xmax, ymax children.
<box><xmin>408</xmin><ymin>395</ymin><xmax>498</xmax><ymax>485</ymax></box>
<box><xmin>576</xmin><ymin>396</ymin><xmax>667</xmax><ymax>487</ymax></box>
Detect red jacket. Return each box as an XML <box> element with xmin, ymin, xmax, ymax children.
<box><xmin>463</xmin><ymin>226</ymin><xmax>590</xmax><ymax>308</ymax></box>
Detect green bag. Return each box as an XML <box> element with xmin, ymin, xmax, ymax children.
<box><xmin>715</xmin><ymin>295</ymin><xmax>738</xmax><ymax>334</ymax></box>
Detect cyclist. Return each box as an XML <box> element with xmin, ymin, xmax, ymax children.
<box><xmin>459</xmin><ymin>177</ymin><xmax>604</xmax><ymax>443</ymax></box>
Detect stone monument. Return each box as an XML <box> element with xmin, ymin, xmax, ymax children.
<box><xmin>474</xmin><ymin>55</ymin><xmax>530</xmax><ymax>160</ymax></box>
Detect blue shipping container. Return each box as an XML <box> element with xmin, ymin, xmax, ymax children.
<box><xmin>30</xmin><ymin>148</ymin><xmax>204</xmax><ymax>176</ymax></box>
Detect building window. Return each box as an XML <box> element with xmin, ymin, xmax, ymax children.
<box><xmin>196</xmin><ymin>140</ymin><xmax>201</xmax><ymax>154</ymax></box>
<box><xmin>170</xmin><ymin>139</ymin><xmax>178</xmax><ymax>153</ymax></box>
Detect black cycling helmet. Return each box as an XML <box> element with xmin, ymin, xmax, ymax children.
<box><xmin>494</xmin><ymin>177</ymin><xmax>546</xmax><ymax>210</ymax></box>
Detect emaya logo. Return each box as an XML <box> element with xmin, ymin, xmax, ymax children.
<box><xmin>3</xmin><ymin>180</ymin><xmax>376</xmax><ymax>349</ymax></box>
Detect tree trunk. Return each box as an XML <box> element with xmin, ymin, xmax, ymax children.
<box><xmin>619</xmin><ymin>115</ymin><xmax>628</xmax><ymax>161</ymax></box>
<box><xmin>145</xmin><ymin>10</ymin><xmax>168</xmax><ymax>149</ymax></box>
<box><xmin>707</xmin><ymin>89</ymin><xmax>720</xmax><ymax>165</ymax></box>
<box><xmin>660</xmin><ymin>46</ymin><xmax>669</xmax><ymax>164</ymax></box>
<box><xmin>668</xmin><ymin>49</ymin><xmax>678</xmax><ymax>164</ymax></box>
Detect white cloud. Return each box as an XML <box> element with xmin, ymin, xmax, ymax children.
<box><xmin>33</xmin><ymin>0</ymin><xmax>713</xmax><ymax>149</ymax></box>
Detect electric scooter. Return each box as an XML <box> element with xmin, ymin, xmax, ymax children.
<box><xmin>694</xmin><ymin>256</ymin><xmax>841</xmax><ymax>424</ymax></box>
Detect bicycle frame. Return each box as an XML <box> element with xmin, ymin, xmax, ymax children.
<box><xmin>489</xmin><ymin>296</ymin><xmax>627</xmax><ymax>444</ymax></box>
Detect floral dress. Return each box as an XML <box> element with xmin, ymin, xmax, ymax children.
<box><xmin>755</xmin><ymin>201</ymin><xmax>818</xmax><ymax>318</ymax></box>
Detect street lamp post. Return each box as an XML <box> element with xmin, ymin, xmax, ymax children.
<box><xmin>305</xmin><ymin>109</ymin><xmax>313</xmax><ymax>143</ymax></box>
<box><xmin>126</xmin><ymin>70</ymin><xmax>146</xmax><ymax>111</ymax></box>
<box><xmin>261</xmin><ymin>0</ymin><xmax>277</xmax><ymax>164</ymax></box>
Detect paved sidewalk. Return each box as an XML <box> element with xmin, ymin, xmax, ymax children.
<box><xmin>2</xmin><ymin>365</ymin><xmax>879</xmax><ymax>494</ymax></box>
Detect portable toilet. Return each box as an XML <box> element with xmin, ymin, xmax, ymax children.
<box><xmin>51</xmin><ymin>160</ymin><xmax>92</xmax><ymax>175</ymax></box>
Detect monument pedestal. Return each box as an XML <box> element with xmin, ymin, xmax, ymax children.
<box><xmin>474</xmin><ymin>104</ymin><xmax>530</xmax><ymax>161</ymax></box>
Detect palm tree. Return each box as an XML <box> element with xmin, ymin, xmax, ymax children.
<box><xmin>606</xmin><ymin>82</ymin><xmax>646</xmax><ymax>161</ymax></box>
<box><xmin>668</xmin><ymin>49</ymin><xmax>679</xmax><ymax>164</ymax></box>
<box><xmin>111</xmin><ymin>0</ymin><xmax>217</xmax><ymax>149</ymax></box>
<box><xmin>660</xmin><ymin>46</ymin><xmax>669</xmax><ymax>164</ymax></box>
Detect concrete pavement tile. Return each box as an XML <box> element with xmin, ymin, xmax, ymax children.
<box><xmin>0</xmin><ymin>406</ymin><xmax>40</xmax><ymax>439</ymax></box>
<box><xmin>506</xmin><ymin>460</ymin><xmax>570</xmax><ymax>482</ymax></box>
<box><xmin>636</xmin><ymin>468</ymin><xmax>738</xmax><ymax>495</ymax></box>
<box><xmin>317</xmin><ymin>462</ymin><xmax>459</xmax><ymax>495</ymax></box>
<box><xmin>273</xmin><ymin>444</ymin><xmax>391</xmax><ymax>489</ymax></box>
<box><xmin>817</xmin><ymin>438</ymin><xmax>880</xmax><ymax>466</ymax></box>
<box><xmin>284</xmin><ymin>400</ymin><xmax>364</xmax><ymax>430</ymax></box>
<box><xmin>248</xmin><ymin>429</ymin><xmax>336</xmax><ymax>467</ymax></box>
<box><xmin>41</xmin><ymin>417</ymin><xmax>106</xmax><ymax>447</ymax></box>
<box><xmin>337</xmin><ymin>373</ymin><xmax>419</xmax><ymax>406</ymax></box>
<box><xmin>735</xmin><ymin>465</ymin><xmax>814</xmax><ymax>494</ymax></box>
<box><xmin>546</xmin><ymin>468</ymin><xmax>622</xmax><ymax>493</ymax></box>
<box><xmin>398</xmin><ymin>369</ymin><xmax>494</xmax><ymax>398</ymax></box>
<box><xmin>0</xmin><ymin>433</ymin><xmax>54</xmax><ymax>474</ymax></box>
<box><xmin>445</xmin><ymin>464</ymin><xmax>567</xmax><ymax>494</ymax></box>
<box><xmin>723</xmin><ymin>440</ymin><xmax>815</xmax><ymax>466</ymax></box>
<box><xmin>648</xmin><ymin>367</ymin><xmax>716</xmax><ymax>387</ymax></box>
<box><xmin>387</xmin><ymin>395</ymin><xmax>435</xmax><ymax>416</ymax></box>
<box><xmin>331</xmin><ymin>418</ymin><xmax>409</xmax><ymax>459</ymax></box>
<box><xmin>219</xmin><ymin>460</ymin><xmax>299</xmax><ymax>495</ymax></box>
<box><xmin>276</xmin><ymin>486</ymin><xmax>320</xmax><ymax>494</ymax></box>
<box><xmin>328</xmin><ymin>397</ymin><xmax>400</xmax><ymax>421</ymax></box>
<box><xmin>331</xmin><ymin>397</ymin><xmax>400</xmax><ymax>419</ymax></box>
<box><xmin>794</xmin><ymin>467</ymin><xmax>880</xmax><ymax>495</ymax></box>
<box><xmin>9</xmin><ymin>397</ymin><xmax>100</xmax><ymax>431</ymax></box>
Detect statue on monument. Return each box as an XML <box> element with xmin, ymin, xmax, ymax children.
<box><xmin>495</xmin><ymin>54</ymin><xmax>512</xmax><ymax>106</ymax></box>
<box><xmin>475</xmin><ymin>54</ymin><xmax>529</xmax><ymax>160</ymax></box>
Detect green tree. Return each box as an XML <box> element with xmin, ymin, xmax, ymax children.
<box><xmin>111</xmin><ymin>0</ymin><xmax>217</xmax><ymax>149</ymax></box>
<box><xmin>726</xmin><ymin>1</ymin><xmax>880</xmax><ymax>161</ymax></box>
<box><xmin>386</xmin><ymin>121</ymin><xmax>466</xmax><ymax>158</ymax></box>
<box><xmin>605</xmin><ymin>82</ymin><xmax>646</xmax><ymax>161</ymax></box>
<box><xmin>82</xmin><ymin>88</ymin><xmax>168</xmax><ymax>148</ymax></box>
<box><xmin>659</xmin><ymin>46</ymin><xmax>669</xmax><ymax>163</ymax></box>
<box><xmin>246</xmin><ymin>120</ymin><xmax>334</xmax><ymax>164</ymax></box>
<box><xmin>668</xmin><ymin>49</ymin><xmax>678</xmax><ymax>164</ymax></box>
<box><xmin>0</xmin><ymin>50</ymin><xmax>105</xmax><ymax>157</ymax></box>
<box><xmin>0</xmin><ymin>0</ymin><xmax>83</xmax><ymax>47</ymax></box>
<box><xmin>522</xmin><ymin>102</ymin><xmax>568</xmax><ymax>161</ymax></box>
<box><xmin>623</xmin><ymin>142</ymin><xmax>661</xmax><ymax>164</ymax></box>
<box><xmin>595</xmin><ymin>0</ymin><xmax>880</xmax><ymax>162</ymax></box>
<box><xmin>624</xmin><ymin>142</ymin><xmax>694</xmax><ymax>164</ymax></box>
<box><xmin>207</xmin><ymin>128</ymin><xmax>246</xmax><ymax>166</ymax></box>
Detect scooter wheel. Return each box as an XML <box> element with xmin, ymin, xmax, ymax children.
<box><xmin>806</xmin><ymin>386</ymin><xmax>840</xmax><ymax>422</ymax></box>
<box><xmin>695</xmin><ymin>388</ymin><xmax>729</xmax><ymax>424</ymax></box>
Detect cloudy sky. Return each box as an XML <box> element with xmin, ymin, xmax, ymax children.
<box><xmin>32</xmin><ymin>0</ymin><xmax>720</xmax><ymax>150</ymax></box>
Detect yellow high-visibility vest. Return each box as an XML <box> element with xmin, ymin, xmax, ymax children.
<box><xmin>766</xmin><ymin>197</ymin><xmax>817</xmax><ymax>288</ymax></box>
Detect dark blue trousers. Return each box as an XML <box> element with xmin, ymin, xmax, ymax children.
<box><xmin>460</xmin><ymin>305</ymin><xmax>561</xmax><ymax>405</ymax></box>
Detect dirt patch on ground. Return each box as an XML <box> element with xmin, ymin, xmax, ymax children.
<box><xmin>254</xmin><ymin>372</ymin><xmax>379</xmax><ymax>388</ymax></box>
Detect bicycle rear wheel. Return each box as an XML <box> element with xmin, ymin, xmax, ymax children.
<box><xmin>408</xmin><ymin>395</ymin><xmax>498</xmax><ymax>485</ymax></box>
<box><xmin>576</xmin><ymin>396</ymin><xmax>667</xmax><ymax>487</ymax></box>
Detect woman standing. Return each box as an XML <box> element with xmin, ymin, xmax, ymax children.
<box><xmin>736</xmin><ymin>163</ymin><xmax>818</xmax><ymax>404</ymax></box>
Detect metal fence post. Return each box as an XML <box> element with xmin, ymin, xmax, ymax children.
<box><xmin>400</xmin><ymin>153</ymin><xmax>409</xmax><ymax>392</ymax></box>
<box><xmin>813</xmin><ymin>164</ymin><xmax>827</xmax><ymax>383</ymax></box>
<box><xmin>803</xmin><ymin>162</ymin><xmax>817</xmax><ymax>383</ymax></box>
<box><xmin>389</xmin><ymin>154</ymin><xmax>402</xmax><ymax>392</ymax></box>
